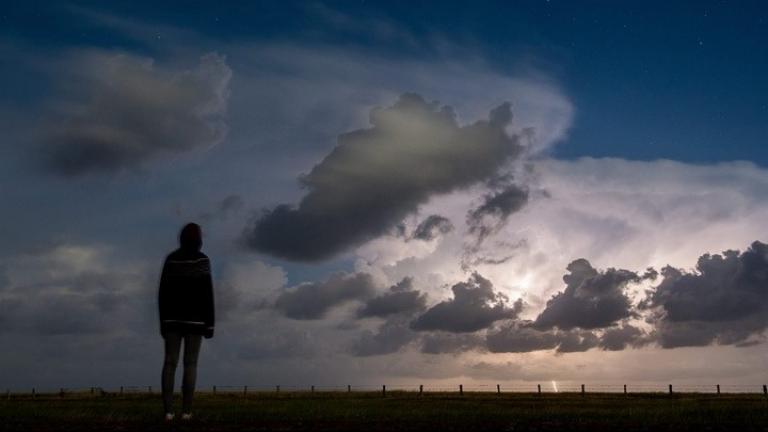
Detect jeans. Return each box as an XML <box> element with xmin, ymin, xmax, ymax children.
<box><xmin>161</xmin><ymin>332</ymin><xmax>202</xmax><ymax>414</ymax></box>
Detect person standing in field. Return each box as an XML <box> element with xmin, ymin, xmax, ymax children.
<box><xmin>158</xmin><ymin>223</ymin><xmax>215</xmax><ymax>421</ymax></box>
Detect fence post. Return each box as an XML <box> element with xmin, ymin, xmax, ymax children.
<box><xmin>90</xmin><ymin>387</ymin><xmax>94</xmax><ymax>395</ymax></box>
<box><xmin>276</xmin><ymin>385</ymin><xmax>280</xmax><ymax>394</ymax></box>
<box><xmin>419</xmin><ymin>385</ymin><xmax>423</xmax><ymax>396</ymax></box>
<box><xmin>382</xmin><ymin>385</ymin><xmax>386</xmax><ymax>397</ymax></box>
<box><xmin>763</xmin><ymin>385</ymin><xmax>767</xmax><ymax>396</ymax></box>
<box><xmin>6</xmin><ymin>389</ymin><xmax>10</xmax><ymax>400</ymax></box>
<box><xmin>669</xmin><ymin>384</ymin><xmax>673</xmax><ymax>395</ymax></box>
<box><xmin>60</xmin><ymin>388</ymin><xmax>64</xmax><ymax>398</ymax></box>
<box><xmin>623</xmin><ymin>384</ymin><xmax>627</xmax><ymax>395</ymax></box>
<box><xmin>347</xmin><ymin>385</ymin><xmax>351</xmax><ymax>393</ymax></box>
<box><xmin>716</xmin><ymin>384</ymin><xmax>720</xmax><ymax>395</ymax></box>
<box><xmin>32</xmin><ymin>388</ymin><xmax>35</xmax><ymax>399</ymax></box>
<box><xmin>459</xmin><ymin>384</ymin><xmax>463</xmax><ymax>396</ymax></box>
<box><xmin>243</xmin><ymin>385</ymin><xmax>248</xmax><ymax>396</ymax></box>
<box><xmin>213</xmin><ymin>385</ymin><xmax>217</xmax><ymax>395</ymax></box>
<box><xmin>148</xmin><ymin>386</ymin><xmax>152</xmax><ymax>394</ymax></box>
<box><xmin>581</xmin><ymin>384</ymin><xmax>585</xmax><ymax>396</ymax></box>
<box><xmin>311</xmin><ymin>385</ymin><xmax>315</xmax><ymax>393</ymax></box>
<box><xmin>120</xmin><ymin>386</ymin><xmax>123</xmax><ymax>396</ymax></box>
<box><xmin>497</xmin><ymin>384</ymin><xmax>501</xmax><ymax>395</ymax></box>
<box><xmin>537</xmin><ymin>384</ymin><xmax>541</xmax><ymax>395</ymax></box>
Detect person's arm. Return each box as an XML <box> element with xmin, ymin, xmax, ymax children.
<box><xmin>203</xmin><ymin>259</ymin><xmax>215</xmax><ymax>339</ymax></box>
<box><xmin>158</xmin><ymin>257</ymin><xmax>169</xmax><ymax>338</ymax></box>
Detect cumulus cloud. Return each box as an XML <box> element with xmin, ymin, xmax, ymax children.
<box><xmin>274</xmin><ymin>272</ymin><xmax>376</xmax><ymax>320</ymax></box>
<box><xmin>641</xmin><ymin>241</ymin><xmax>768</xmax><ymax>348</ymax></box>
<box><xmin>40</xmin><ymin>51</ymin><xmax>231</xmax><ymax>176</ymax></box>
<box><xmin>357</xmin><ymin>277</ymin><xmax>427</xmax><ymax>318</ymax></box>
<box><xmin>533</xmin><ymin>259</ymin><xmax>643</xmax><ymax>330</ymax></box>
<box><xmin>411</xmin><ymin>273</ymin><xmax>522</xmax><ymax>333</ymax></box>
<box><xmin>411</xmin><ymin>215</ymin><xmax>454</xmax><ymax>241</ymax></box>
<box><xmin>243</xmin><ymin>93</ymin><xmax>524</xmax><ymax>261</ymax></box>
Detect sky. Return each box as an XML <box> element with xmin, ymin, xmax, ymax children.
<box><xmin>1</xmin><ymin>1</ymin><xmax>767</xmax><ymax>391</ymax></box>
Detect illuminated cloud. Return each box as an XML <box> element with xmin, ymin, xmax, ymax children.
<box><xmin>243</xmin><ymin>94</ymin><xmax>525</xmax><ymax>261</ymax></box>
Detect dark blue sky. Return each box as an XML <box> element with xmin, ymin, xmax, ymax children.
<box><xmin>4</xmin><ymin>0</ymin><xmax>767</xmax><ymax>165</ymax></box>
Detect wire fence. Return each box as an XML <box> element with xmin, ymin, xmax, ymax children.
<box><xmin>5</xmin><ymin>383</ymin><xmax>768</xmax><ymax>399</ymax></box>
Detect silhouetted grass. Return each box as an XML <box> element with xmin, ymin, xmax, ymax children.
<box><xmin>2</xmin><ymin>391</ymin><xmax>767</xmax><ymax>431</ymax></box>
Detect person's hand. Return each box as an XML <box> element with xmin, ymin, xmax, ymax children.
<box><xmin>204</xmin><ymin>328</ymin><xmax>214</xmax><ymax>339</ymax></box>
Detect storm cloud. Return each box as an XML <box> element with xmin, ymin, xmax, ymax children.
<box><xmin>533</xmin><ymin>259</ymin><xmax>642</xmax><ymax>330</ymax></box>
<box><xmin>641</xmin><ymin>241</ymin><xmax>768</xmax><ymax>348</ymax></box>
<box><xmin>357</xmin><ymin>277</ymin><xmax>427</xmax><ymax>318</ymax></box>
<box><xmin>40</xmin><ymin>52</ymin><xmax>231</xmax><ymax>176</ymax></box>
<box><xmin>274</xmin><ymin>272</ymin><xmax>376</xmax><ymax>320</ymax></box>
<box><xmin>410</xmin><ymin>273</ymin><xmax>522</xmax><ymax>333</ymax></box>
<box><xmin>243</xmin><ymin>93</ymin><xmax>524</xmax><ymax>261</ymax></box>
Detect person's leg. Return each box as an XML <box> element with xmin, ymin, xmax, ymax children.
<box><xmin>161</xmin><ymin>332</ymin><xmax>182</xmax><ymax>414</ymax></box>
<box><xmin>181</xmin><ymin>334</ymin><xmax>203</xmax><ymax>414</ymax></box>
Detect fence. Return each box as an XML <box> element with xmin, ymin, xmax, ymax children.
<box><xmin>5</xmin><ymin>383</ymin><xmax>768</xmax><ymax>399</ymax></box>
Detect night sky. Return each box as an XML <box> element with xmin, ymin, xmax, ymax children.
<box><xmin>1</xmin><ymin>1</ymin><xmax>767</xmax><ymax>389</ymax></box>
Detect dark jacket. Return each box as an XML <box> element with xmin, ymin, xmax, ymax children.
<box><xmin>158</xmin><ymin>248</ymin><xmax>215</xmax><ymax>338</ymax></box>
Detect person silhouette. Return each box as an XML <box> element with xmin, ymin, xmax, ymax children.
<box><xmin>158</xmin><ymin>223</ymin><xmax>215</xmax><ymax>421</ymax></box>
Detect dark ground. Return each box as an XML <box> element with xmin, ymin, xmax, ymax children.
<box><xmin>2</xmin><ymin>391</ymin><xmax>768</xmax><ymax>431</ymax></box>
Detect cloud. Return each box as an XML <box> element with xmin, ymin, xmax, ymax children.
<box><xmin>410</xmin><ymin>273</ymin><xmax>522</xmax><ymax>333</ymax></box>
<box><xmin>411</xmin><ymin>215</ymin><xmax>454</xmax><ymax>241</ymax></box>
<box><xmin>599</xmin><ymin>324</ymin><xmax>647</xmax><ymax>351</ymax></box>
<box><xmin>40</xmin><ymin>51</ymin><xmax>231</xmax><ymax>176</ymax></box>
<box><xmin>466</xmin><ymin>184</ymin><xmax>529</xmax><ymax>245</ymax></box>
<box><xmin>243</xmin><ymin>93</ymin><xmax>524</xmax><ymax>261</ymax></box>
<box><xmin>0</xmin><ymin>243</ymin><xmax>150</xmax><ymax>336</ymax></box>
<box><xmin>533</xmin><ymin>259</ymin><xmax>643</xmax><ymax>330</ymax></box>
<box><xmin>486</xmin><ymin>322</ymin><xmax>602</xmax><ymax>354</ymax></box>
<box><xmin>274</xmin><ymin>272</ymin><xmax>376</xmax><ymax>320</ymax></box>
<box><xmin>350</xmin><ymin>316</ymin><xmax>417</xmax><ymax>356</ymax></box>
<box><xmin>420</xmin><ymin>332</ymin><xmax>485</xmax><ymax>354</ymax></box>
<box><xmin>357</xmin><ymin>277</ymin><xmax>427</xmax><ymax>318</ymax></box>
<box><xmin>641</xmin><ymin>241</ymin><xmax>768</xmax><ymax>348</ymax></box>
<box><xmin>485</xmin><ymin>322</ymin><xmax>561</xmax><ymax>353</ymax></box>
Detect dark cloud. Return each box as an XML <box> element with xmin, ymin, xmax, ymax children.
<box><xmin>466</xmin><ymin>184</ymin><xmax>529</xmax><ymax>244</ymax></box>
<box><xmin>533</xmin><ymin>259</ymin><xmax>642</xmax><ymax>330</ymax></box>
<box><xmin>243</xmin><ymin>93</ymin><xmax>523</xmax><ymax>261</ymax></box>
<box><xmin>486</xmin><ymin>322</ymin><xmax>602</xmax><ymax>354</ymax></box>
<box><xmin>598</xmin><ymin>324</ymin><xmax>647</xmax><ymax>351</ymax></box>
<box><xmin>357</xmin><ymin>277</ymin><xmax>427</xmax><ymax>318</ymax></box>
<box><xmin>40</xmin><ymin>52</ymin><xmax>231</xmax><ymax>176</ymax></box>
<box><xmin>411</xmin><ymin>215</ymin><xmax>454</xmax><ymax>241</ymax></box>
<box><xmin>641</xmin><ymin>241</ymin><xmax>768</xmax><ymax>348</ymax></box>
<box><xmin>486</xmin><ymin>322</ymin><xmax>560</xmax><ymax>353</ymax></box>
<box><xmin>350</xmin><ymin>317</ymin><xmax>417</xmax><ymax>356</ymax></box>
<box><xmin>274</xmin><ymin>272</ymin><xmax>376</xmax><ymax>320</ymax></box>
<box><xmin>411</xmin><ymin>273</ymin><xmax>522</xmax><ymax>333</ymax></box>
<box><xmin>555</xmin><ymin>329</ymin><xmax>599</xmax><ymax>353</ymax></box>
<box><xmin>420</xmin><ymin>332</ymin><xmax>485</xmax><ymax>354</ymax></box>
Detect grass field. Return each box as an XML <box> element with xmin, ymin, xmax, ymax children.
<box><xmin>2</xmin><ymin>391</ymin><xmax>768</xmax><ymax>431</ymax></box>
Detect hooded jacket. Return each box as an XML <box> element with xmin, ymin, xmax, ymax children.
<box><xmin>158</xmin><ymin>248</ymin><xmax>215</xmax><ymax>338</ymax></box>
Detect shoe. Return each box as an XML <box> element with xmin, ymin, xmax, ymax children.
<box><xmin>181</xmin><ymin>413</ymin><xmax>193</xmax><ymax>421</ymax></box>
<box><xmin>164</xmin><ymin>413</ymin><xmax>175</xmax><ymax>421</ymax></box>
